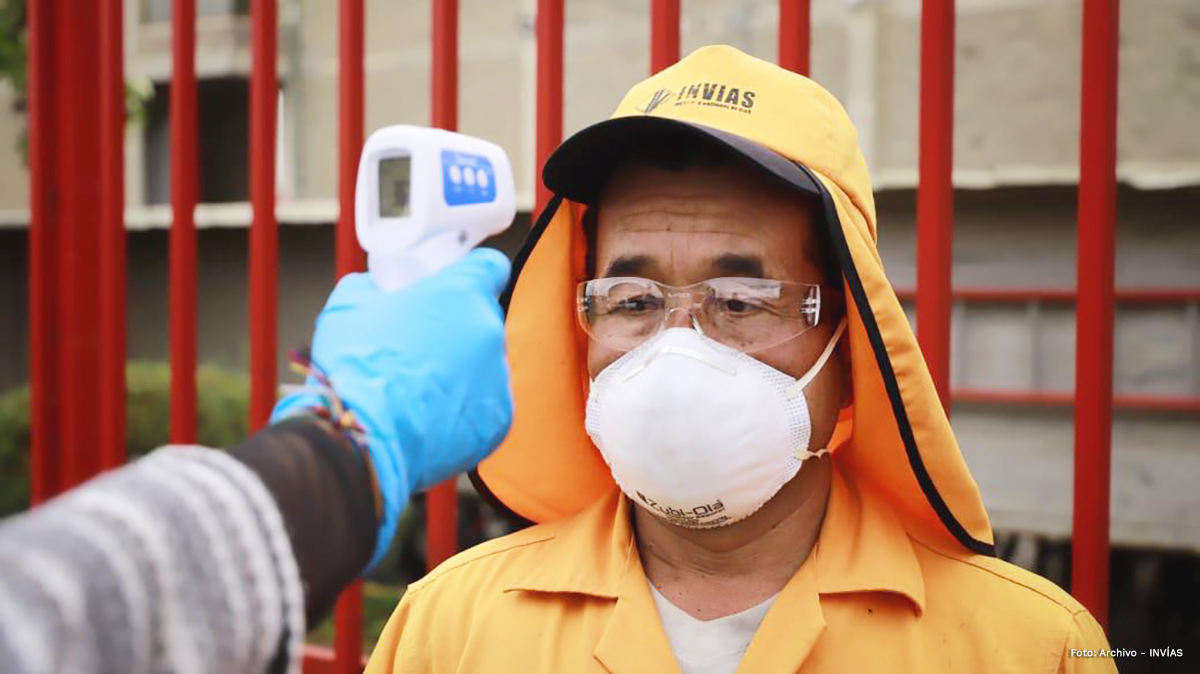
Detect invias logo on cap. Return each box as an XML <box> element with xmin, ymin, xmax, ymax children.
<box><xmin>637</xmin><ymin>88</ymin><xmax>674</xmax><ymax>114</ymax></box>
<box><xmin>638</xmin><ymin>82</ymin><xmax>757</xmax><ymax>116</ymax></box>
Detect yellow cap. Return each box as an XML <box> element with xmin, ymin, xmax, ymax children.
<box><xmin>544</xmin><ymin>44</ymin><xmax>876</xmax><ymax>240</ymax></box>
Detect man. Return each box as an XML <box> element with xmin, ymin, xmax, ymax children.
<box><xmin>367</xmin><ymin>45</ymin><xmax>1115</xmax><ymax>673</ymax></box>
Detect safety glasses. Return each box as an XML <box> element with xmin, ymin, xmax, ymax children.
<box><xmin>576</xmin><ymin>276</ymin><xmax>822</xmax><ymax>353</ymax></box>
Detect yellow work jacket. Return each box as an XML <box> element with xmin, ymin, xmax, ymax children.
<box><xmin>368</xmin><ymin>45</ymin><xmax>1116</xmax><ymax>673</ymax></box>
<box><xmin>368</xmin><ymin>466</ymin><xmax>1114</xmax><ymax>673</ymax></box>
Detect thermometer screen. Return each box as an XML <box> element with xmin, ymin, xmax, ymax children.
<box><xmin>378</xmin><ymin>156</ymin><xmax>412</xmax><ymax>218</ymax></box>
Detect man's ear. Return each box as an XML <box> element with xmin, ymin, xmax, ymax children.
<box><xmin>836</xmin><ymin>332</ymin><xmax>853</xmax><ymax>407</ymax></box>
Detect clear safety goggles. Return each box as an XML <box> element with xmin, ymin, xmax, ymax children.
<box><xmin>576</xmin><ymin>276</ymin><xmax>823</xmax><ymax>354</ymax></box>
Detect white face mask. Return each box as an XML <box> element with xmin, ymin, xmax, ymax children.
<box><xmin>585</xmin><ymin>319</ymin><xmax>847</xmax><ymax>528</ymax></box>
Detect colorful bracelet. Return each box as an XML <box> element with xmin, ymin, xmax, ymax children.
<box><xmin>286</xmin><ymin>349</ymin><xmax>385</xmax><ymax>524</ymax></box>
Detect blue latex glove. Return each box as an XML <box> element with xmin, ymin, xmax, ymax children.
<box><xmin>271</xmin><ymin>248</ymin><xmax>514</xmax><ymax>570</ymax></box>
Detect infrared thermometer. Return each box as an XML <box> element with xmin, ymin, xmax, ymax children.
<box><xmin>355</xmin><ymin>125</ymin><xmax>516</xmax><ymax>291</ymax></box>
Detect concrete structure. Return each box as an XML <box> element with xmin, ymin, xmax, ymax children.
<box><xmin>0</xmin><ymin>0</ymin><xmax>1197</xmax><ymax>550</ymax></box>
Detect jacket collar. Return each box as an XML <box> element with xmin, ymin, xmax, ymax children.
<box><xmin>815</xmin><ymin>463</ymin><xmax>927</xmax><ymax>615</ymax></box>
<box><xmin>501</xmin><ymin>488</ymin><xmax>632</xmax><ymax>599</ymax></box>
<box><xmin>502</xmin><ymin>462</ymin><xmax>926</xmax><ymax>616</ymax></box>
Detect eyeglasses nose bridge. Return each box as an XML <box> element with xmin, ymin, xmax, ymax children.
<box><xmin>662</xmin><ymin>288</ymin><xmax>703</xmax><ymax>330</ymax></box>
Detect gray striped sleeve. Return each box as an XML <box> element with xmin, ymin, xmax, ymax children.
<box><xmin>0</xmin><ymin>446</ymin><xmax>305</xmax><ymax>674</ymax></box>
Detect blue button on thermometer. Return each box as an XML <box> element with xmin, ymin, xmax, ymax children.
<box><xmin>356</xmin><ymin>125</ymin><xmax>516</xmax><ymax>291</ymax></box>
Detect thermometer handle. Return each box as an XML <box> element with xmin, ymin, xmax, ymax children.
<box><xmin>368</xmin><ymin>232</ymin><xmax>468</xmax><ymax>292</ymax></box>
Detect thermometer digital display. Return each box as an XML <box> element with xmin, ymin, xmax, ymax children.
<box><xmin>356</xmin><ymin>125</ymin><xmax>516</xmax><ymax>291</ymax></box>
<box><xmin>377</xmin><ymin>156</ymin><xmax>412</xmax><ymax>219</ymax></box>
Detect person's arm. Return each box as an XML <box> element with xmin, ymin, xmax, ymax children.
<box><xmin>228</xmin><ymin>415</ymin><xmax>377</xmax><ymax>626</ymax></box>
<box><xmin>0</xmin><ymin>249</ymin><xmax>513</xmax><ymax>674</ymax></box>
<box><xmin>0</xmin><ymin>416</ymin><xmax>374</xmax><ymax>674</ymax></box>
<box><xmin>0</xmin><ymin>443</ymin><xmax>308</xmax><ymax>674</ymax></box>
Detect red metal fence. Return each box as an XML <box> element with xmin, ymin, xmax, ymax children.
<box><xmin>26</xmin><ymin>0</ymin><xmax>1128</xmax><ymax>668</ymax></box>
<box><xmin>916</xmin><ymin>0</ymin><xmax>955</xmax><ymax>415</ymax></box>
<box><xmin>894</xmin><ymin>287</ymin><xmax>1200</xmax><ymax>415</ymax></box>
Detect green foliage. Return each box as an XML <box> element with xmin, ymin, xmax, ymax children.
<box><xmin>125</xmin><ymin>77</ymin><xmax>155</xmax><ymax>129</ymax></box>
<box><xmin>0</xmin><ymin>0</ymin><xmax>154</xmax><ymax>162</ymax></box>
<box><xmin>0</xmin><ymin>361</ymin><xmax>250</xmax><ymax>517</ymax></box>
<box><xmin>0</xmin><ymin>0</ymin><xmax>25</xmax><ymax>159</ymax></box>
<box><xmin>308</xmin><ymin>581</ymin><xmax>405</xmax><ymax>650</ymax></box>
<box><xmin>0</xmin><ymin>0</ymin><xmax>26</xmax><ymax>96</ymax></box>
<box><xmin>0</xmin><ymin>381</ymin><xmax>29</xmax><ymax>516</ymax></box>
<box><xmin>124</xmin><ymin>361</ymin><xmax>250</xmax><ymax>458</ymax></box>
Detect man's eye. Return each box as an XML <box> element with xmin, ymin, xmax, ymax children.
<box><xmin>719</xmin><ymin>298</ymin><xmax>762</xmax><ymax>314</ymax></box>
<box><xmin>612</xmin><ymin>295</ymin><xmax>661</xmax><ymax>314</ymax></box>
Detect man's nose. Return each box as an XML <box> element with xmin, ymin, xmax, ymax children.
<box><xmin>663</xmin><ymin>307</ymin><xmax>696</xmax><ymax>329</ymax></box>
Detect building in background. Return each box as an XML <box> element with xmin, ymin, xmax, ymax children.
<box><xmin>0</xmin><ymin>0</ymin><xmax>1197</xmax><ymax>654</ymax></box>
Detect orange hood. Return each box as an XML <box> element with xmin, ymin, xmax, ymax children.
<box><xmin>474</xmin><ymin>45</ymin><xmax>995</xmax><ymax>556</ymax></box>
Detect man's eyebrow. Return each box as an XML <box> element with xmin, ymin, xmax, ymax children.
<box><xmin>603</xmin><ymin>255</ymin><xmax>653</xmax><ymax>278</ymax></box>
<box><xmin>711</xmin><ymin>253</ymin><xmax>765</xmax><ymax>277</ymax></box>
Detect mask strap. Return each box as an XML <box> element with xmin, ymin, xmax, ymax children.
<box><xmin>794</xmin><ymin>446</ymin><xmax>832</xmax><ymax>461</ymax></box>
<box><xmin>785</xmin><ymin>318</ymin><xmax>848</xmax><ymax>399</ymax></box>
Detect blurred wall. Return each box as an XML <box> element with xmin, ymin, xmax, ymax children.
<box><xmin>2</xmin><ymin>0</ymin><xmax>1199</xmax><ymax>211</ymax></box>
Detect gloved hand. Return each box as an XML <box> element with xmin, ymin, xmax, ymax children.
<box><xmin>271</xmin><ymin>248</ymin><xmax>514</xmax><ymax>570</ymax></box>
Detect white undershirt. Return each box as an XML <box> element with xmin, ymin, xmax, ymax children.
<box><xmin>649</xmin><ymin>582</ymin><xmax>779</xmax><ymax>674</ymax></box>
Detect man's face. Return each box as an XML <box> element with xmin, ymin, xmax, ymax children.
<box><xmin>587</xmin><ymin>160</ymin><xmax>847</xmax><ymax>449</ymax></box>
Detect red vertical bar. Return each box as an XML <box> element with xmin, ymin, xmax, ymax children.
<box><xmin>426</xmin><ymin>0</ymin><xmax>459</xmax><ymax>572</ymax></box>
<box><xmin>333</xmin><ymin>583</ymin><xmax>363</xmax><ymax>674</ymax></box>
<box><xmin>249</xmin><ymin>0</ymin><xmax>279</xmax><ymax>431</ymax></box>
<box><xmin>535</xmin><ymin>0</ymin><xmax>563</xmax><ymax>215</ymax></box>
<box><xmin>916</xmin><ymin>0</ymin><xmax>955</xmax><ymax>414</ymax></box>
<box><xmin>170</xmin><ymin>0</ymin><xmax>199</xmax><ymax>444</ymax></box>
<box><xmin>99</xmin><ymin>0</ymin><xmax>126</xmax><ymax>471</ymax></box>
<box><xmin>1072</xmin><ymin>0</ymin><xmax>1119</xmax><ymax>630</ymax></box>
<box><xmin>31</xmin><ymin>1</ymin><xmax>106</xmax><ymax>494</ymax></box>
<box><xmin>27</xmin><ymin>0</ymin><xmax>59</xmax><ymax>504</ymax></box>
<box><xmin>778</xmin><ymin>0</ymin><xmax>811</xmax><ymax>76</ymax></box>
<box><xmin>431</xmin><ymin>0</ymin><xmax>458</xmax><ymax>132</ymax></box>
<box><xmin>333</xmin><ymin>0</ymin><xmax>366</xmax><ymax>670</ymax></box>
<box><xmin>336</xmin><ymin>0</ymin><xmax>366</xmax><ymax>277</ymax></box>
<box><xmin>55</xmin><ymin>2</ymin><xmax>103</xmax><ymax>489</ymax></box>
<box><xmin>650</xmin><ymin>0</ymin><xmax>680</xmax><ymax>74</ymax></box>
